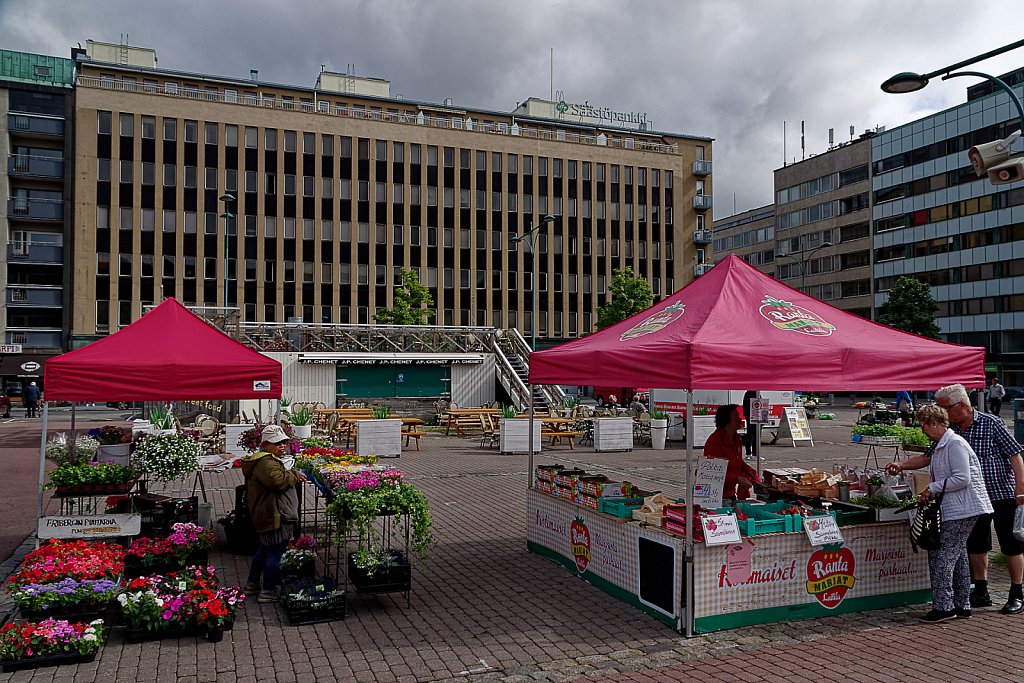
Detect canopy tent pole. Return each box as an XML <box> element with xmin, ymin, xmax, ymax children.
<box><xmin>528</xmin><ymin>384</ymin><xmax>535</xmax><ymax>485</ymax></box>
<box><xmin>36</xmin><ymin>402</ymin><xmax>49</xmax><ymax>548</ymax></box>
<box><xmin>684</xmin><ymin>389</ymin><xmax>694</xmax><ymax>638</ymax></box>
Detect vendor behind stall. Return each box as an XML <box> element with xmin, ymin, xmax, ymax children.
<box><xmin>704</xmin><ymin>404</ymin><xmax>759</xmax><ymax>500</ymax></box>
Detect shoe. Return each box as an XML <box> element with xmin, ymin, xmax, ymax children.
<box><xmin>1001</xmin><ymin>597</ymin><xmax>1024</xmax><ymax>615</ymax></box>
<box><xmin>919</xmin><ymin>609</ymin><xmax>957</xmax><ymax>623</ymax></box>
<box><xmin>242</xmin><ymin>581</ymin><xmax>261</xmax><ymax>595</ymax></box>
<box><xmin>955</xmin><ymin>609</ymin><xmax>972</xmax><ymax>619</ymax></box>
<box><xmin>970</xmin><ymin>592</ymin><xmax>993</xmax><ymax>608</ymax></box>
<box><xmin>257</xmin><ymin>589</ymin><xmax>280</xmax><ymax>603</ymax></box>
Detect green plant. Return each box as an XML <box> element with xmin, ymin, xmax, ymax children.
<box><xmin>300</xmin><ymin>436</ymin><xmax>333</xmax><ymax>450</ymax></box>
<box><xmin>148</xmin><ymin>406</ymin><xmax>175</xmax><ymax>430</ymax></box>
<box><xmin>46</xmin><ymin>462</ymin><xmax>136</xmax><ymax>489</ymax></box>
<box><xmin>44</xmin><ymin>433</ymin><xmax>99</xmax><ymax>466</ymax></box>
<box><xmin>651</xmin><ymin>409</ymin><xmax>668</xmax><ymax>420</ymax></box>
<box><xmin>850</xmin><ymin>495</ymin><xmax>902</xmax><ymax>509</ymax></box>
<box><xmin>290</xmin><ymin>407</ymin><xmax>313</xmax><ymax>426</ymax></box>
<box><xmin>132</xmin><ymin>433</ymin><xmax>202</xmax><ymax>482</ymax></box>
<box><xmin>371</xmin><ymin>405</ymin><xmax>390</xmax><ymax>420</ymax></box>
<box><xmin>563</xmin><ymin>396</ymin><xmax>580</xmax><ymax>409</ymax></box>
<box><xmin>500</xmin><ymin>404</ymin><xmax>518</xmax><ymax>419</ymax></box>
<box><xmin>866</xmin><ymin>475</ymin><xmax>886</xmax><ymax>486</ymax></box>
<box><xmin>373</xmin><ymin>268</ymin><xmax>435</xmax><ymax>325</ymax></box>
<box><xmin>280</xmin><ymin>396</ymin><xmax>291</xmax><ymax>408</ymax></box>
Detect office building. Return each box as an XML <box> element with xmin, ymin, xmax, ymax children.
<box><xmin>69</xmin><ymin>40</ymin><xmax>712</xmax><ymax>350</ymax></box>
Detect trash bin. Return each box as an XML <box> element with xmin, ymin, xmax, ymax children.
<box><xmin>1015</xmin><ymin>398</ymin><xmax>1024</xmax><ymax>443</ymax></box>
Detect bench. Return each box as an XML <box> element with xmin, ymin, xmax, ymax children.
<box><xmin>403</xmin><ymin>430</ymin><xmax>426</xmax><ymax>450</ymax></box>
<box><xmin>541</xmin><ymin>430</ymin><xmax>581</xmax><ymax>450</ymax></box>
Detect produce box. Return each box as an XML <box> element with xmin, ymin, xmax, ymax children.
<box><xmin>555</xmin><ymin>486</ymin><xmax>576</xmax><ymax>502</ymax></box>
<box><xmin>554</xmin><ymin>468</ymin><xmax>588</xmax><ymax>489</ymax></box>
<box><xmin>762</xmin><ymin>468</ymin><xmax>809</xmax><ymax>490</ymax></box>
<box><xmin>575</xmin><ymin>493</ymin><xmax>600</xmax><ymax>511</ymax></box>
<box><xmin>661</xmin><ymin>505</ymin><xmax>706</xmax><ymax>542</ymax></box>
<box><xmin>534</xmin><ymin>480</ymin><xmax>555</xmax><ymax>496</ymax></box>
<box><xmin>599</xmin><ymin>493</ymin><xmax>651</xmax><ymax>518</ymax></box>
<box><xmin>806</xmin><ymin>499</ymin><xmax>874</xmax><ymax>526</ymax></box>
<box><xmin>534</xmin><ymin>464</ymin><xmax>565</xmax><ymax>483</ymax></box>
<box><xmin>733</xmin><ymin>501</ymin><xmax>801</xmax><ymax>535</ymax></box>
<box><xmin>577</xmin><ymin>476</ymin><xmax>638</xmax><ymax>499</ymax></box>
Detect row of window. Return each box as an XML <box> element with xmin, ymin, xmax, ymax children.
<box><xmin>713</xmin><ymin>222</ymin><xmax>774</xmax><ymax>252</ymax></box>
<box><xmin>935</xmin><ymin>294</ymin><xmax>1024</xmax><ymax>318</ymax></box>
<box><xmin>873</xmin><ymin>118</ymin><xmax>1020</xmax><ymax>176</ymax></box>
<box><xmin>777</xmin><ymin>200</ymin><xmax>836</xmax><ymax>230</ymax></box>
<box><xmin>877</xmin><ymin>256</ymin><xmax>1024</xmax><ymax>293</ymax></box>
<box><xmin>874</xmin><ymin>164</ymin><xmax>977</xmax><ymax>205</ymax></box>
<box><xmin>874</xmin><ymin>185</ymin><xmax>1024</xmax><ymax>233</ymax></box>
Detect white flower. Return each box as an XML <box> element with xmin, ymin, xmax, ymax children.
<box><xmin>117</xmin><ymin>594</ymin><xmax>128</xmax><ymax>606</ymax></box>
<box><xmin>155</xmin><ymin>598</ymin><xmax>165</xmax><ymax>607</ymax></box>
<box><xmin>90</xmin><ymin>619</ymin><xmax>104</xmax><ymax>626</ymax></box>
<box><xmin>83</xmin><ymin>633</ymin><xmax>97</xmax><ymax>642</ymax></box>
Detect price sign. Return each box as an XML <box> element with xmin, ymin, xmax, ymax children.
<box><xmin>38</xmin><ymin>513</ymin><xmax>142</xmax><ymax>540</ymax></box>
<box><xmin>749</xmin><ymin>399</ymin><xmax>772</xmax><ymax>423</ymax></box>
<box><xmin>701</xmin><ymin>514</ymin><xmax>742</xmax><ymax>546</ymax></box>
<box><xmin>803</xmin><ymin>514</ymin><xmax>844</xmax><ymax>546</ymax></box>
<box><xmin>693</xmin><ymin>457</ymin><xmax>728</xmax><ymax>508</ymax></box>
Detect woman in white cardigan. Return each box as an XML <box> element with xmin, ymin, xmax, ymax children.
<box><xmin>889</xmin><ymin>403</ymin><xmax>992</xmax><ymax>622</ymax></box>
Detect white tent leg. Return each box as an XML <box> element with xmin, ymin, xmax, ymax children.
<box><xmin>528</xmin><ymin>385</ymin><xmax>535</xmax><ymax>480</ymax></box>
<box><xmin>36</xmin><ymin>402</ymin><xmax>49</xmax><ymax>547</ymax></box>
<box><xmin>684</xmin><ymin>389</ymin><xmax>694</xmax><ymax>638</ymax></box>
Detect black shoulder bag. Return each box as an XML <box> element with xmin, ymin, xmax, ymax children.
<box><xmin>909</xmin><ymin>481</ymin><xmax>946</xmax><ymax>553</ymax></box>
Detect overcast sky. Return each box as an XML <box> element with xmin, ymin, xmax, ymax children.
<box><xmin>3</xmin><ymin>1</ymin><xmax>1023</xmax><ymax>218</ymax></box>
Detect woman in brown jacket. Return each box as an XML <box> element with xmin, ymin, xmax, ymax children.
<box><xmin>241</xmin><ymin>425</ymin><xmax>306</xmax><ymax>603</ymax></box>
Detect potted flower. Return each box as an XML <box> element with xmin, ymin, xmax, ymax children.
<box><xmin>289</xmin><ymin>407</ymin><xmax>314</xmax><ymax>439</ymax></box>
<box><xmin>147</xmin><ymin>407</ymin><xmax>176</xmax><ymax>436</ymax></box>
<box><xmin>281</xmin><ymin>576</ymin><xmax>346</xmax><ymax>625</ymax></box>
<box><xmin>44</xmin><ymin>433</ymin><xmax>99</xmax><ymax>467</ymax></box>
<box><xmin>323</xmin><ymin>467</ymin><xmax>433</xmax><ymax>589</ymax></box>
<box><xmin>237</xmin><ymin>422</ymin><xmax>299</xmax><ymax>455</ymax></box>
<box><xmin>356</xmin><ymin>405</ymin><xmax>402</xmax><ymax>458</ymax></box>
<box><xmin>649</xmin><ymin>409</ymin><xmax>669</xmax><ymax>450</ymax></box>
<box><xmin>45</xmin><ymin>462</ymin><xmax>137</xmax><ymax>495</ymax></box>
<box><xmin>132</xmin><ymin>433</ymin><xmax>202</xmax><ymax>483</ymax></box>
<box><xmin>0</xmin><ymin>618</ymin><xmax>105</xmax><ymax>672</ymax></box>
<box><xmin>499</xmin><ymin>404</ymin><xmax>541</xmax><ymax>454</ymax></box>
<box><xmin>88</xmin><ymin>425</ymin><xmax>133</xmax><ymax>465</ymax></box>
<box><xmin>13</xmin><ymin>578</ymin><xmax>120</xmax><ymax>621</ymax></box>
<box><xmin>279</xmin><ymin>535</ymin><xmax>318</xmax><ymax>579</ymax></box>
<box><xmin>118</xmin><ymin>567</ymin><xmax>244</xmax><ymax>643</ymax></box>
<box><xmin>124</xmin><ymin>523</ymin><xmax>216</xmax><ymax>575</ymax></box>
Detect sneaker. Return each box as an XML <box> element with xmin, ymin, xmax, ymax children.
<box><xmin>970</xmin><ymin>592</ymin><xmax>993</xmax><ymax>608</ymax></box>
<box><xmin>243</xmin><ymin>581</ymin><xmax>261</xmax><ymax>595</ymax></box>
<box><xmin>257</xmin><ymin>589</ymin><xmax>280</xmax><ymax>603</ymax></box>
<box><xmin>955</xmin><ymin>609</ymin><xmax>972</xmax><ymax>619</ymax></box>
<box><xmin>919</xmin><ymin>609</ymin><xmax>957</xmax><ymax>623</ymax></box>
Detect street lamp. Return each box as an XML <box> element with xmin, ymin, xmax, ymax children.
<box><xmin>776</xmin><ymin>241</ymin><xmax>832</xmax><ymax>291</ymax></box>
<box><xmin>881</xmin><ymin>39</ymin><xmax>1024</xmax><ymax>184</ymax></box>
<box><xmin>511</xmin><ymin>214</ymin><xmax>556</xmax><ymax>351</ymax></box>
<box><xmin>219</xmin><ymin>193</ymin><xmax>235</xmax><ymax>309</ymax></box>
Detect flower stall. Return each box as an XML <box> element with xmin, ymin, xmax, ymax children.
<box><xmin>528</xmin><ymin>255</ymin><xmax>988</xmax><ymax>635</ymax></box>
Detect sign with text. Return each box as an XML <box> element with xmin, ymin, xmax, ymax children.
<box><xmin>0</xmin><ymin>344</ymin><xmax>22</xmax><ymax>354</ymax></box>
<box><xmin>693</xmin><ymin>457</ymin><xmax>728</xmax><ymax>509</ymax></box>
<box><xmin>779</xmin><ymin>407</ymin><xmax>814</xmax><ymax>447</ymax></box>
<box><xmin>38</xmin><ymin>513</ymin><xmax>142</xmax><ymax>540</ymax></box>
<box><xmin>701</xmin><ymin>514</ymin><xmax>742</xmax><ymax>546</ymax></box>
<box><xmin>803</xmin><ymin>514</ymin><xmax>844</xmax><ymax>546</ymax></box>
<box><xmin>748</xmin><ymin>399</ymin><xmax>773</xmax><ymax>423</ymax></box>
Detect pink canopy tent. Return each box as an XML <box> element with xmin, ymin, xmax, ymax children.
<box><xmin>527</xmin><ymin>255</ymin><xmax>985</xmax><ymax>636</ymax></box>
<box><xmin>45</xmin><ymin>297</ymin><xmax>281</xmax><ymax>401</ymax></box>
<box><xmin>530</xmin><ymin>254</ymin><xmax>985</xmax><ymax>391</ymax></box>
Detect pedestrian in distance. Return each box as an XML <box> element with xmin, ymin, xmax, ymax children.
<box><xmin>988</xmin><ymin>378</ymin><xmax>1006</xmax><ymax>418</ymax></box>
<box><xmin>742</xmin><ymin>390</ymin><xmax>757</xmax><ymax>456</ymax></box>
<box><xmin>23</xmin><ymin>381</ymin><xmax>41</xmax><ymax>418</ymax></box>
<box><xmin>890</xmin><ymin>383</ymin><xmax>1024</xmax><ymax>614</ymax></box>
<box><xmin>887</xmin><ymin>404</ymin><xmax>992</xmax><ymax>622</ymax></box>
<box><xmin>895</xmin><ymin>389</ymin><xmax>914</xmax><ymax>427</ymax></box>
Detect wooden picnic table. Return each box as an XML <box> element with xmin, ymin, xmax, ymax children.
<box><xmin>538</xmin><ymin>416</ymin><xmax>581</xmax><ymax>450</ymax></box>
<box><xmin>445</xmin><ymin>408</ymin><xmax>500</xmax><ymax>436</ymax></box>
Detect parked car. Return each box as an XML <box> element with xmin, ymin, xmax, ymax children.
<box><xmin>106</xmin><ymin>401</ymin><xmax>133</xmax><ymax>410</ymax></box>
<box><xmin>0</xmin><ymin>392</ymin><xmax>10</xmax><ymax>418</ymax></box>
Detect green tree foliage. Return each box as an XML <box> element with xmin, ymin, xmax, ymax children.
<box><xmin>373</xmin><ymin>268</ymin><xmax>435</xmax><ymax>325</ymax></box>
<box><xmin>596</xmin><ymin>267</ymin><xmax>654</xmax><ymax>330</ymax></box>
<box><xmin>876</xmin><ymin>276</ymin><xmax>940</xmax><ymax>339</ymax></box>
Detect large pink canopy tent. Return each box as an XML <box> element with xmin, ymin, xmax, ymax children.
<box><xmin>527</xmin><ymin>255</ymin><xmax>985</xmax><ymax>636</ymax></box>
<box><xmin>45</xmin><ymin>298</ymin><xmax>281</xmax><ymax>401</ymax></box>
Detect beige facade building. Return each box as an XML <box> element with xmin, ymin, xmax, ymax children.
<box><xmin>69</xmin><ymin>41</ymin><xmax>712</xmax><ymax>348</ymax></box>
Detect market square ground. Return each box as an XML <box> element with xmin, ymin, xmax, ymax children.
<box><xmin>0</xmin><ymin>407</ymin><xmax>1021</xmax><ymax>683</ymax></box>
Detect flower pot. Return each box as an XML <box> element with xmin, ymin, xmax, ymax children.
<box><xmin>650</xmin><ymin>419</ymin><xmax>668</xmax><ymax>450</ymax></box>
<box><xmin>291</xmin><ymin>424</ymin><xmax>312</xmax><ymax>439</ymax></box>
<box><xmin>347</xmin><ymin>551</ymin><xmax>411</xmax><ymax>594</ymax></box>
<box><xmin>499</xmin><ymin>418</ymin><xmax>542</xmax><ymax>454</ymax></box>
<box><xmin>96</xmin><ymin>442</ymin><xmax>131</xmax><ymax>466</ymax></box>
<box><xmin>207</xmin><ymin>628</ymin><xmax>224</xmax><ymax>643</ymax></box>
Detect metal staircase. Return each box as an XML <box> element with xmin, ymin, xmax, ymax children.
<box><xmin>492</xmin><ymin>329</ymin><xmax>566</xmax><ymax>412</ymax></box>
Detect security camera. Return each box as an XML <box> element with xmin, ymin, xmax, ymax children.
<box><xmin>986</xmin><ymin>156</ymin><xmax>1024</xmax><ymax>185</ymax></box>
<box><xmin>969</xmin><ymin>130</ymin><xmax>1021</xmax><ymax>176</ymax></box>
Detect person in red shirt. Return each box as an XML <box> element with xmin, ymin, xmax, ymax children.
<box><xmin>704</xmin><ymin>404</ymin><xmax>759</xmax><ymax>499</ymax></box>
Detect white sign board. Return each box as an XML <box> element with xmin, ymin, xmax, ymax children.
<box><xmin>693</xmin><ymin>457</ymin><xmax>728</xmax><ymax>509</ymax></box>
<box><xmin>38</xmin><ymin>513</ymin><xmax>142</xmax><ymax>539</ymax></box>
<box><xmin>778</xmin><ymin>407</ymin><xmax>814</xmax><ymax>447</ymax></box>
<box><xmin>748</xmin><ymin>399</ymin><xmax>773</xmax><ymax>423</ymax></box>
<box><xmin>803</xmin><ymin>514</ymin><xmax>844</xmax><ymax>546</ymax></box>
<box><xmin>701</xmin><ymin>514</ymin><xmax>743</xmax><ymax>546</ymax></box>
<box><xmin>0</xmin><ymin>344</ymin><xmax>22</xmax><ymax>354</ymax></box>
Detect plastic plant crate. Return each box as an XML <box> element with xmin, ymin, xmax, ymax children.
<box><xmin>599</xmin><ymin>494</ymin><xmax>650</xmax><ymax>518</ymax></box>
<box><xmin>733</xmin><ymin>501</ymin><xmax>800</xmax><ymax>535</ymax></box>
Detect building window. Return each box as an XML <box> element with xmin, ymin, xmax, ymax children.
<box><xmin>119</xmin><ymin>113</ymin><xmax>134</xmax><ymax>137</ymax></box>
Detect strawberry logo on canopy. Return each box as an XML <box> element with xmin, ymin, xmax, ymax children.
<box><xmin>759</xmin><ymin>295</ymin><xmax>836</xmax><ymax>337</ymax></box>
<box><xmin>619</xmin><ymin>303</ymin><xmax>686</xmax><ymax>341</ymax></box>
<box><xmin>806</xmin><ymin>546</ymin><xmax>856</xmax><ymax>609</ymax></box>
<box><xmin>570</xmin><ymin>515</ymin><xmax>591</xmax><ymax>573</ymax></box>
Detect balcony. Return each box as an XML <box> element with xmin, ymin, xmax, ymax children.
<box><xmin>6</xmin><ymin>244</ymin><xmax>63</xmax><ymax>264</ymax></box>
<box><xmin>693</xmin><ymin>195</ymin><xmax>713</xmax><ymax>210</ymax></box>
<box><xmin>694</xmin><ymin>263</ymin><xmax>712</xmax><ymax>277</ymax></box>
<box><xmin>692</xmin><ymin>160</ymin><xmax>713</xmax><ymax>175</ymax></box>
<box><xmin>5</xmin><ymin>329</ymin><xmax>61</xmax><ymax>349</ymax></box>
<box><xmin>7</xmin><ymin>198</ymin><xmax>63</xmax><ymax>222</ymax></box>
<box><xmin>8</xmin><ymin>113</ymin><xmax>65</xmax><ymax>138</ymax></box>
<box><xmin>7</xmin><ymin>287</ymin><xmax>63</xmax><ymax>307</ymax></box>
<box><xmin>694</xmin><ymin>229</ymin><xmax>713</xmax><ymax>244</ymax></box>
<box><xmin>8</xmin><ymin>155</ymin><xmax>65</xmax><ymax>179</ymax></box>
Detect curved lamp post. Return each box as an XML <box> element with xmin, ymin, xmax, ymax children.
<box><xmin>219</xmin><ymin>193</ymin><xmax>235</xmax><ymax>309</ymax></box>
<box><xmin>776</xmin><ymin>241</ymin><xmax>832</xmax><ymax>291</ymax></box>
<box><xmin>511</xmin><ymin>214</ymin><xmax>557</xmax><ymax>351</ymax></box>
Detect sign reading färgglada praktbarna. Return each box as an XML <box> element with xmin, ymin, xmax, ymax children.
<box><xmin>695</xmin><ymin>523</ymin><xmax>928</xmax><ymax>618</ymax></box>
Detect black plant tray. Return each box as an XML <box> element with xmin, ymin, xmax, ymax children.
<box><xmin>282</xmin><ymin>596</ymin><xmax>346</xmax><ymax>625</ymax></box>
<box><xmin>19</xmin><ymin>602</ymin><xmax>114</xmax><ymax>622</ymax></box>
<box><xmin>1</xmin><ymin>651</ymin><xmax>97</xmax><ymax>673</ymax></box>
<box><xmin>347</xmin><ymin>553</ymin><xmax>411</xmax><ymax>595</ymax></box>
<box><xmin>124</xmin><ymin>623</ymin><xmax>225</xmax><ymax>643</ymax></box>
<box><xmin>123</xmin><ymin>550</ymin><xmax>209</xmax><ymax>577</ymax></box>
<box><xmin>51</xmin><ymin>478</ymin><xmax>139</xmax><ymax>498</ymax></box>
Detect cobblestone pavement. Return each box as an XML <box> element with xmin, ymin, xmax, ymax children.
<box><xmin>1</xmin><ymin>407</ymin><xmax>1021</xmax><ymax>682</ymax></box>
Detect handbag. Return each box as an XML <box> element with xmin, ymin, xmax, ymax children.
<box><xmin>909</xmin><ymin>481</ymin><xmax>946</xmax><ymax>553</ymax></box>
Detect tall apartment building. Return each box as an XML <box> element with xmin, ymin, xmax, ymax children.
<box><xmin>712</xmin><ymin>135</ymin><xmax>873</xmax><ymax>318</ymax></box>
<box><xmin>69</xmin><ymin>40</ymin><xmax>711</xmax><ymax>350</ymax></box>
<box><xmin>871</xmin><ymin>70</ymin><xmax>1024</xmax><ymax>386</ymax></box>
<box><xmin>0</xmin><ymin>50</ymin><xmax>74</xmax><ymax>397</ymax></box>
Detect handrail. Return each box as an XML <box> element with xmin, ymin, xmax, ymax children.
<box><xmin>504</xmin><ymin>328</ymin><xmax>566</xmax><ymax>407</ymax></box>
<box><xmin>491</xmin><ymin>341</ymin><xmax>531</xmax><ymax>411</ymax></box>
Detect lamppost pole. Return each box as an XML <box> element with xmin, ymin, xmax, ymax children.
<box><xmin>511</xmin><ymin>214</ymin><xmax>556</xmax><ymax>351</ymax></box>
<box><xmin>777</xmin><ymin>241</ymin><xmax>832</xmax><ymax>292</ymax></box>
<box><xmin>219</xmin><ymin>193</ymin><xmax>235</xmax><ymax>309</ymax></box>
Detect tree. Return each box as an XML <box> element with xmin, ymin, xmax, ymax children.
<box><xmin>595</xmin><ymin>267</ymin><xmax>654</xmax><ymax>330</ymax></box>
<box><xmin>374</xmin><ymin>268</ymin><xmax>435</xmax><ymax>325</ymax></box>
<box><xmin>876</xmin><ymin>276</ymin><xmax>940</xmax><ymax>339</ymax></box>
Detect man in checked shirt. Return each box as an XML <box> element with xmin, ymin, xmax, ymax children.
<box><xmin>890</xmin><ymin>383</ymin><xmax>1024</xmax><ymax>614</ymax></box>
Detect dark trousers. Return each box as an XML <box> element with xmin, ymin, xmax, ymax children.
<box><xmin>24</xmin><ymin>400</ymin><xmax>38</xmax><ymax>418</ymax></box>
<box><xmin>990</xmin><ymin>398</ymin><xmax>1002</xmax><ymax>417</ymax></box>
<box><xmin>247</xmin><ymin>538</ymin><xmax>288</xmax><ymax>589</ymax></box>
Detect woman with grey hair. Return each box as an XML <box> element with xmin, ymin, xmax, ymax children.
<box><xmin>888</xmin><ymin>403</ymin><xmax>992</xmax><ymax>622</ymax></box>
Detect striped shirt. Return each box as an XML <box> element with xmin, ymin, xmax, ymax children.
<box><xmin>950</xmin><ymin>411</ymin><xmax>1023</xmax><ymax>502</ymax></box>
